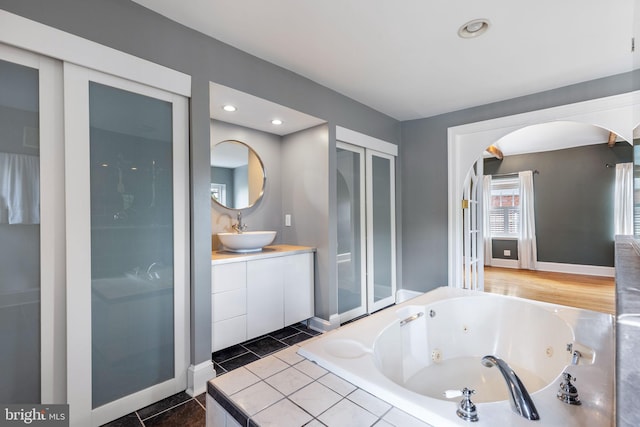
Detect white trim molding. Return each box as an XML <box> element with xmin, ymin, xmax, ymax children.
<box><xmin>536</xmin><ymin>262</ymin><xmax>615</xmax><ymax>278</ymax></box>
<box><xmin>336</xmin><ymin>126</ymin><xmax>398</xmax><ymax>156</ymax></box>
<box><xmin>187</xmin><ymin>361</ymin><xmax>216</xmax><ymax>397</ymax></box>
<box><xmin>308</xmin><ymin>314</ymin><xmax>341</xmax><ymax>333</ymax></box>
<box><xmin>448</xmin><ymin>90</ymin><xmax>640</xmax><ymax>287</ymax></box>
<box><xmin>490</xmin><ymin>259</ymin><xmax>519</xmax><ymax>269</ymax></box>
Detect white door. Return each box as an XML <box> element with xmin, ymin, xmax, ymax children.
<box><xmin>461</xmin><ymin>159</ymin><xmax>484</xmax><ymax>290</ymax></box>
<box><xmin>336</xmin><ymin>142</ymin><xmax>367</xmax><ymax>322</ymax></box>
<box><xmin>366</xmin><ymin>150</ymin><xmax>397</xmax><ymax>312</ymax></box>
<box><xmin>337</xmin><ymin>141</ymin><xmax>397</xmax><ymax>323</ymax></box>
<box><xmin>64</xmin><ymin>64</ymin><xmax>189</xmax><ymax>426</ymax></box>
<box><xmin>0</xmin><ymin>43</ymin><xmax>65</xmax><ymax>404</ymax></box>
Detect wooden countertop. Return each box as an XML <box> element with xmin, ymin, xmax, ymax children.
<box><xmin>211</xmin><ymin>244</ymin><xmax>315</xmax><ymax>265</ymax></box>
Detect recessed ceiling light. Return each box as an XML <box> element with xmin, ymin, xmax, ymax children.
<box><xmin>458</xmin><ymin>19</ymin><xmax>490</xmax><ymax>38</ymax></box>
<box><xmin>271</xmin><ymin>119</ymin><xmax>283</xmax><ymax>125</ymax></box>
<box><xmin>222</xmin><ymin>104</ymin><xmax>237</xmax><ymax>112</ymax></box>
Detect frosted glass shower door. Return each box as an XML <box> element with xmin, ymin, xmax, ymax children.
<box><xmin>64</xmin><ymin>64</ymin><xmax>189</xmax><ymax>426</ymax></box>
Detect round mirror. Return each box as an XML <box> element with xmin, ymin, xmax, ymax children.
<box><xmin>210</xmin><ymin>140</ymin><xmax>266</xmax><ymax>209</ymax></box>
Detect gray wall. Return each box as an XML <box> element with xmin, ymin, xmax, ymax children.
<box><xmin>491</xmin><ymin>239</ymin><xmax>518</xmax><ymax>260</ymax></box>
<box><xmin>210</xmin><ymin>120</ymin><xmax>283</xmax><ymax>247</ymax></box>
<box><xmin>281</xmin><ymin>125</ymin><xmax>333</xmax><ymax>319</ymax></box>
<box><xmin>401</xmin><ymin>70</ymin><xmax>640</xmax><ymax>293</ymax></box>
<box><xmin>485</xmin><ymin>143</ymin><xmax>633</xmax><ymax>266</ymax></box>
<box><xmin>0</xmin><ymin>0</ymin><xmax>400</xmax><ymax>367</ymax></box>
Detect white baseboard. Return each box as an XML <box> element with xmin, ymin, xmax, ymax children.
<box><xmin>489</xmin><ymin>259</ymin><xmax>519</xmax><ymax>269</ymax></box>
<box><xmin>535</xmin><ymin>262</ymin><xmax>615</xmax><ymax>277</ymax></box>
<box><xmin>396</xmin><ymin>289</ymin><xmax>424</xmax><ymax>303</ymax></box>
<box><xmin>489</xmin><ymin>259</ymin><xmax>614</xmax><ymax>277</ymax></box>
<box><xmin>186</xmin><ymin>360</ymin><xmax>215</xmax><ymax>397</ymax></box>
<box><xmin>308</xmin><ymin>314</ymin><xmax>340</xmax><ymax>333</ymax></box>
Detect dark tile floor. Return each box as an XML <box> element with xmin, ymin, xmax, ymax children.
<box><xmin>101</xmin><ymin>323</ymin><xmax>319</xmax><ymax>427</ymax></box>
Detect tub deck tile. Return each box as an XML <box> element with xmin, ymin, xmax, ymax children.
<box><xmin>208</xmin><ymin>343</ymin><xmax>435</xmax><ymax>427</ymax></box>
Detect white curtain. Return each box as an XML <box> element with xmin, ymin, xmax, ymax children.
<box><xmin>518</xmin><ymin>170</ymin><xmax>537</xmax><ymax>270</ymax></box>
<box><xmin>0</xmin><ymin>152</ymin><xmax>40</xmax><ymax>224</ymax></box>
<box><xmin>614</xmin><ymin>162</ymin><xmax>633</xmax><ymax>236</ymax></box>
<box><xmin>482</xmin><ymin>175</ymin><xmax>493</xmax><ymax>266</ymax></box>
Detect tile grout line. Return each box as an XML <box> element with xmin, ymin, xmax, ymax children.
<box><xmin>138</xmin><ymin>398</ymin><xmax>194</xmax><ymax>422</ymax></box>
<box><xmin>194</xmin><ymin>396</ymin><xmax>206</xmax><ymax>412</ymax></box>
<box><xmin>135</xmin><ymin>411</ymin><xmax>145</xmax><ymax>427</ymax></box>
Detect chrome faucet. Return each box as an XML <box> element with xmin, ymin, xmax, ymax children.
<box><xmin>232</xmin><ymin>211</ymin><xmax>248</xmax><ymax>233</ymax></box>
<box><xmin>481</xmin><ymin>355</ymin><xmax>540</xmax><ymax>421</ymax></box>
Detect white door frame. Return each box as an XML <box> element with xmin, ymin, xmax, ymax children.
<box><xmin>448</xmin><ymin>91</ymin><xmax>640</xmax><ymax>287</ymax></box>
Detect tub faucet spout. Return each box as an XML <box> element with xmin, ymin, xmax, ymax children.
<box><xmin>481</xmin><ymin>355</ymin><xmax>540</xmax><ymax>421</ymax></box>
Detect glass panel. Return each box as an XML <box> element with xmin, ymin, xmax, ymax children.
<box><xmin>0</xmin><ymin>59</ymin><xmax>41</xmax><ymax>403</ymax></box>
<box><xmin>89</xmin><ymin>82</ymin><xmax>174</xmax><ymax>408</ymax></box>
<box><xmin>371</xmin><ymin>155</ymin><xmax>392</xmax><ymax>302</ymax></box>
<box><xmin>337</xmin><ymin>147</ymin><xmax>363</xmax><ymax>314</ymax></box>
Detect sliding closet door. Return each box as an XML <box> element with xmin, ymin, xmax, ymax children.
<box><xmin>336</xmin><ymin>143</ymin><xmax>367</xmax><ymax>323</ymax></box>
<box><xmin>0</xmin><ymin>45</ymin><xmax>64</xmax><ymax>404</ymax></box>
<box><xmin>337</xmin><ymin>139</ymin><xmax>396</xmax><ymax>322</ymax></box>
<box><xmin>64</xmin><ymin>64</ymin><xmax>189</xmax><ymax>426</ymax></box>
<box><xmin>366</xmin><ymin>151</ymin><xmax>396</xmax><ymax>313</ymax></box>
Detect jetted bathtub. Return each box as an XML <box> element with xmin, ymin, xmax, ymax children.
<box><xmin>298</xmin><ymin>287</ymin><xmax>614</xmax><ymax>426</ymax></box>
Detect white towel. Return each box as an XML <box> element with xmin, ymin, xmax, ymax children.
<box><xmin>0</xmin><ymin>152</ymin><xmax>40</xmax><ymax>224</ymax></box>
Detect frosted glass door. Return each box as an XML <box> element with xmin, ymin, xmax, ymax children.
<box><xmin>0</xmin><ymin>46</ymin><xmax>63</xmax><ymax>405</ymax></box>
<box><xmin>65</xmin><ymin>64</ymin><xmax>188</xmax><ymax>426</ymax></box>
<box><xmin>0</xmin><ymin>57</ymin><xmax>41</xmax><ymax>404</ymax></box>
<box><xmin>89</xmin><ymin>81</ymin><xmax>176</xmax><ymax>407</ymax></box>
<box><xmin>366</xmin><ymin>151</ymin><xmax>396</xmax><ymax>313</ymax></box>
<box><xmin>336</xmin><ymin>143</ymin><xmax>366</xmax><ymax>322</ymax></box>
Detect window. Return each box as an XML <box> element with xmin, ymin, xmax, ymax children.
<box><xmin>211</xmin><ymin>183</ymin><xmax>226</xmax><ymax>205</ymax></box>
<box><xmin>489</xmin><ymin>177</ymin><xmax>520</xmax><ymax>237</ymax></box>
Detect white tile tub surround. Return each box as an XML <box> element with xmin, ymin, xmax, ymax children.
<box><xmin>207</xmin><ymin>345</ymin><xmax>434</xmax><ymax>427</ymax></box>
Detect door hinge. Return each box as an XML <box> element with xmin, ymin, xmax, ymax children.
<box><xmin>632</xmin><ymin>37</ymin><xmax>635</xmax><ymax>53</ymax></box>
<box><xmin>462</xmin><ymin>199</ymin><xmax>469</xmax><ymax>209</ymax></box>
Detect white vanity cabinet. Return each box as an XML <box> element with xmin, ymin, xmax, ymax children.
<box><xmin>283</xmin><ymin>253</ymin><xmax>315</xmax><ymax>325</ymax></box>
<box><xmin>211</xmin><ymin>262</ymin><xmax>248</xmax><ymax>351</ymax></box>
<box><xmin>211</xmin><ymin>246</ymin><xmax>315</xmax><ymax>352</ymax></box>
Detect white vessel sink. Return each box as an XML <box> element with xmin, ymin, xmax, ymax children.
<box><xmin>217</xmin><ymin>231</ymin><xmax>277</xmax><ymax>253</ymax></box>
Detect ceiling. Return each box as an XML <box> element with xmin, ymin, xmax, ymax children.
<box><xmin>131</xmin><ymin>0</ymin><xmax>638</xmax><ymax>122</ymax></box>
<box><xmin>489</xmin><ymin>121</ymin><xmax>620</xmax><ymax>158</ymax></box>
<box><xmin>209</xmin><ymin>82</ymin><xmax>325</xmax><ymax>136</ymax></box>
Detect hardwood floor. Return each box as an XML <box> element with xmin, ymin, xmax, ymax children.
<box><xmin>483</xmin><ymin>266</ymin><xmax>615</xmax><ymax>315</ymax></box>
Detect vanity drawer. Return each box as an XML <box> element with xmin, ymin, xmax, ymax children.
<box><xmin>212</xmin><ymin>288</ymin><xmax>246</xmax><ymax>322</ymax></box>
<box><xmin>212</xmin><ymin>262</ymin><xmax>246</xmax><ymax>293</ymax></box>
<box><xmin>212</xmin><ymin>316</ymin><xmax>247</xmax><ymax>352</ymax></box>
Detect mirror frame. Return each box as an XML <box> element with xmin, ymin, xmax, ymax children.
<box><xmin>210</xmin><ymin>139</ymin><xmax>266</xmax><ymax>210</ymax></box>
